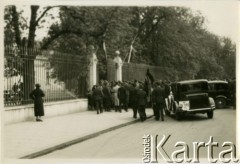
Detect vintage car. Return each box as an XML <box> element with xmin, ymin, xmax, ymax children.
<box><xmin>208</xmin><ymin>80</ymin><xmax>232</xmax><ymax>109</ymax></box>
<box><xmin>165</xmin><ymin>79</ymin><xmax>215</xmax><ymax>120</ymax></box>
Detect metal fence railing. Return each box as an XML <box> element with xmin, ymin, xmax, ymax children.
<box><xmin>107</xmin><ymin>59</ymin><xmax>172</xmax><ymax>83</ymax></box>
<box><xmin>4</xmin><ymin>45</ymin><xmax>88</xmax><ymax>107</ymax></box>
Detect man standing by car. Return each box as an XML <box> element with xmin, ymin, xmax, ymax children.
<box><xmin>152</xmin><ymin>81</ymin><xmax>165</xmax><ymax>121</ymax></box>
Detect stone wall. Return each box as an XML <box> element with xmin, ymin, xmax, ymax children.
<box><xmin>4</xmin><ymin>99</ymin><xmax>88</xmax><ymax>125</ymax></box>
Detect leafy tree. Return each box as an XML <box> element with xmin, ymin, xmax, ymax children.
<box><xmin>5</xmin><ymin>5</ymin><xmax>235</xmax><ymax>91</ymax></box>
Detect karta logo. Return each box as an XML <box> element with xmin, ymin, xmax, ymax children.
<box><xmin>142</xmin><ymin>135</ymin><xmax>239</xmax><ymax>163</ymax></box>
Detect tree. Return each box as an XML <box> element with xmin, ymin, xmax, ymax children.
<box><xmin>38</xmin><ymin>6</ymin><xmax>237</xmax><ymax>82</ymax></box>
<box><xmin>4</xmin><ymin>5</ymin><xmax>58</xmax><ymax>102</ymax></box>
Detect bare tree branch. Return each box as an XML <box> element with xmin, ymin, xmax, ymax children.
<box><xmin>36</xmin><ymin>6</ymin><xmax>60</xmax><ymax>25</ymax></box>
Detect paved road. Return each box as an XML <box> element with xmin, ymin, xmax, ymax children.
<box><xmin>38</xmin><ymin>108</ymin><xmax>236</xmax><ymax>163</ymax></box>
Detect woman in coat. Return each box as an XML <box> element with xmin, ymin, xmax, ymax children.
<box><xmin>30</xmin><ymin>84</ymin><xmax>45</xmax><ymax>121</ymax></box>
<box><xmin>112</xmin><ymin>82</ymin><xmax>120</xmax><ymax>112</ymax></box>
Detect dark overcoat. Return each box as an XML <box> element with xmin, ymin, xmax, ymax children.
<box><xmin>137</xmin><ymin>89</ymin><xmax>147</xmax><ymax>106</ymax></box>
<box><xmin>152</xmin><ymin>87</ymin><xmax>165</xmax><ymax>104</ymax></box>
<box><xmin>30</xmin><ymin>88</ymin><xmax>45</xmax><ymax>117</ymax></box>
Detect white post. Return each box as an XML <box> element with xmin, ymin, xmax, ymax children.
<box><xmin>114</xmin><ymin>51</ymin><xmax>123</xmax><ymax>82</ymax></box>
<box><xmin>89</xmin><ymin>53</ymin><xmax>98</xmax><ymax>89</ymax></box>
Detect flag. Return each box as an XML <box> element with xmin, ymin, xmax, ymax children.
<box><xmin>103</xmin><ymin>41</ymin><xmax>107</xmax><ymax>59</ymax></box>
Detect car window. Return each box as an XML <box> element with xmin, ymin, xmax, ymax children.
<box><xmin>217</xmin><ymin>84</ymin><xmax>228</xmax><ymax>90</ymax></box>
<box><xmin>181</xmin><ymin>83</ymin><xmax>207</xmax><ymax>92</ymax></box>
<box><xmin>208</xmin><ymin>84</ymin><xmax>215</xmax><ymax>90</ymax></box>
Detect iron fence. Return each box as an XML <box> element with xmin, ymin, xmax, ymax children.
<box><xmin>107</xmin><ymin>59</ymin><xmax>173</xmax><ymax>83</ymax></box>
<box><xmin>4</xmin><ymin>45</ymin><xmax>88</xmax><ymax>107</ymax></box>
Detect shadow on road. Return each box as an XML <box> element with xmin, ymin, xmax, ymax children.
<box><xmin>165</xmin><ymin>114</ymin><xmax>209</xmax><ymax>122</ymax></box>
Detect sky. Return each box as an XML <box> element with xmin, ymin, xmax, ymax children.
<box><xmin>182</xmin><ymin>1</ymin><xmax>238</xmax><ymax>43</ymax></box>
<box><xmin>4</xmin><ymin>0</ymin><xmax>239</xmax><ymax>43</ymax></box>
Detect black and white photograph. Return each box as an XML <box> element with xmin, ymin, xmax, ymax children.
<box><xmin>1</xmin><ymin>0</ymin><xmax>239</xmax><ymax>163</ymax></box>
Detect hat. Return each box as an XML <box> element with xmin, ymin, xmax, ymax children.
<box><xmin>35</xmin><ymin>83</ymin><xmax>41</xmax><ymax>87</ymax></box>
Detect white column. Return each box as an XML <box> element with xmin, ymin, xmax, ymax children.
<box><xmin>114</xmin><ymin>55</ymin><xmax>123</xmax><ymax>82</ymax></box>
<box><xmin>89</xmin><ymin>53</ymin><xmax>98</xmax><ymax>89</ymax></box>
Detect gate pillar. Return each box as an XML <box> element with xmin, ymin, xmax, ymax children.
<box><xmin>113</xmin><ymin>50</ymin><xmax>123</xmax><ymax>82</ymax></box>
<box><xmin>89</xmin><ymin>49</ymin><xmax>98</xmax><ymax>89</ymax></box>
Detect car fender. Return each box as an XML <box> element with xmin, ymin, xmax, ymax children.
<box><xmin>209</xmin><ymin>97</ymin><xmax>216</xmax><ymax>109</ymax></box>
<box><xmin>174</xmin><ymin>101</ymin><xmax>180</xmax><ymax>113</ymax></box>
<box><xmin>215</xmin><ymin>95</ymin><xmax>227</xmax><ymax>100</ymax></box>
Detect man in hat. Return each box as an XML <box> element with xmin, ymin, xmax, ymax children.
<box><xmin>30</xmin><ymin>84</ymin><xmax>45</xmax><ymax>122</ymax></box>
<box><xmin>152</xmin><ymin>81</ymin><xmax>165</xmax><ymax>121</ymax></box>
<box><xmin>136</xmin><ymin>84</ymin><xmax>147</xmax><ymax>122</ymax></box>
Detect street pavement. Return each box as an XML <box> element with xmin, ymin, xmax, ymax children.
<box><xmin>38</xmin><ymin>108</ymin><xmax>237</xmax><ymax>163</ymax></box>
<box><xmin>3</xmin><ymin>108</ymin><xmax>154</xmax><ymax>159</ymax></box>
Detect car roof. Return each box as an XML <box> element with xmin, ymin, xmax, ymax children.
<box><xmin>208</xmin><ymin>80</ymin><xmax>228</xmax><ymax>84</ymax></box>
<box><xmin>177</xmin><ymin>79</ymin><xmax>208</xmax><ymax>85</ymax></box>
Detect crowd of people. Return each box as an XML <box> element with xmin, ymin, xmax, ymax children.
<box><xmin>87</xmin><ymin>78</ymin><xmax>170</xmax><ymax>122</ymax></box>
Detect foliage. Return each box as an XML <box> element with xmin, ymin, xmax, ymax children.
<box><xmin>4</xmin><ymin>5</ymin><xmax>236</xmax><ymax>83</ymax></box>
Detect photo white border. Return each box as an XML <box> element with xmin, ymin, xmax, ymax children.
<box><xmin>0</xmin><ymin>0</ymin><xmax>239</xmax><ymax>163</ymax></box>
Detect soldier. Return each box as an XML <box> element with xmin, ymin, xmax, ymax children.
<box><xmin>137</xmin><ymin>84</ymin><xmax>147</xmax><ymax>122</ymax></box>
<box><xmin>152</xmin><ymin>81</ymin><xmax>165</xmax><ymax>121</ymax></box>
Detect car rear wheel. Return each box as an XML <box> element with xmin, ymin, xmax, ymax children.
<box><xmin>207</xmin><ymin>110</ymin><xmax>213</xmax><ymax>119</ymax></box>
<box><xmin>215</xmin><ymin>98</ymin><xmax>226</xmax><ymax>109</ymax></box>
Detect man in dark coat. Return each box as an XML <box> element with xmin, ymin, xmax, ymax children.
<box><xmin>30</xmin><ymin>84</ymin><xmax>45</xmax><ymax>122</ymax></box>
<box><xmin>92</xmin><ymin>85</ymin><xmax>104</xmax><ymax>114</ymax></box>
<box><xmin>102</xmin><ymin>81</ymin><xmax>112</xmax><ymax>112</ymax></box>
<box><xmin>129</xmin><ymin>83</ymin><xmax>138</xmax><ymax>118</ymax></box>
<box><xmin>118</xmin><ymin>83</ymin><xmax>126</xmax><ymax>113</ymax></box>
<box><xmin>137</xmin><ymin>85</ymin><xmax>147</xmax><ymax>122</ymax></box>
<box><xmin>152</xmin><ymin>81</ymin><xmax>165</xmax><ymax>121</ymax></box>
<box><xmin>144</xmin><ymin>69</ymin><xmax>154</xmax><ymax>107</ymax></box>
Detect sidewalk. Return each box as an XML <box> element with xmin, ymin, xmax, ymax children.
<box><xmin>4</xmin><ymin>109</ymin><xmax>153</xmax><ymax>159</ymax></box>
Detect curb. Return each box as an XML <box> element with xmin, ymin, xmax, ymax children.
<box><xmin>20</xmin><ymin>115</ymin><xmax>153</xmax><ymax>159</ymax></box>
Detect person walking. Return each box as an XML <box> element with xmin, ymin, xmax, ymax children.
<box><xmin>137</xmin><ymin>84</ymin><xmax>147</xmax><ymax>122</ymax></box>
<box><xmin>152</xmin><ymin>81</ymin><xmax>165</xmax><ymax>121</ymax></box>
<box><xmin>30</xmin><ymin>84</ymin><xmax>45</xmax><ymax>122</ymax></box>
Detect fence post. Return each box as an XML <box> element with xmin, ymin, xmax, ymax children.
<box><xmin>113</xmin><ymin>51</ymin><xmax>123</xmax><ymax>82</ymax></box>
<box><xmin>89</xmin><ymin>52</ymin><xmax>98</xmax><ymax>89</ymax></box>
